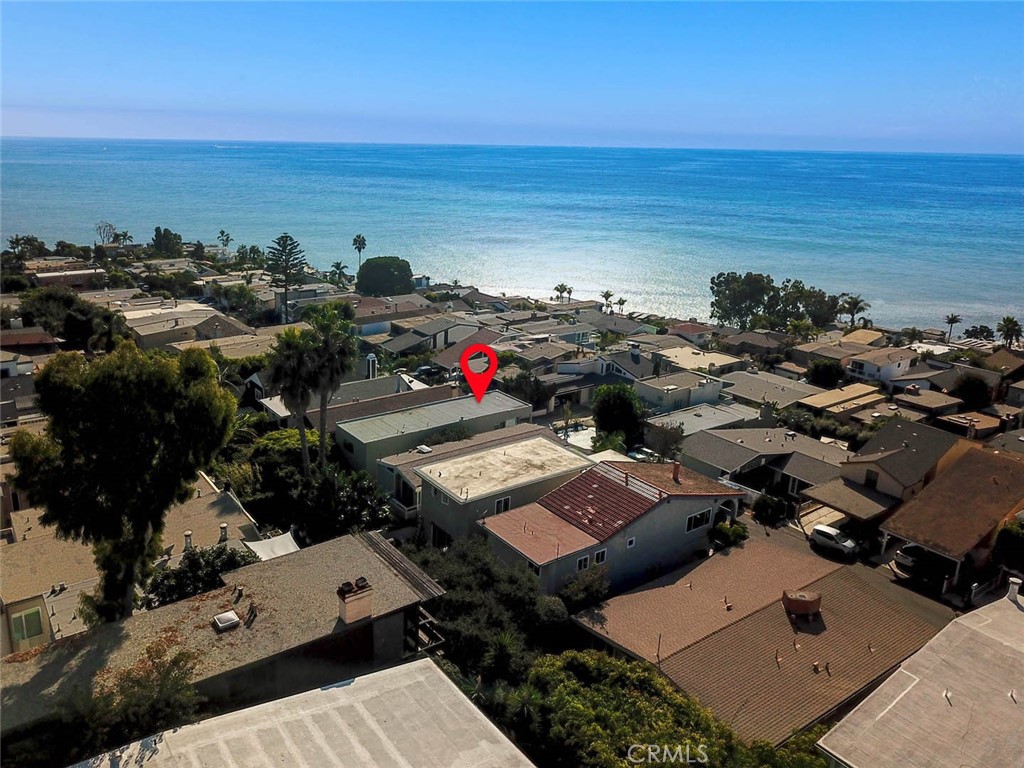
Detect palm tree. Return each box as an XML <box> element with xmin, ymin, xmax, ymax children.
<box><xmin>840</xmin><ymin>294</ymin><xmax>870</xmax><ymax>327</ymax></box>
<box><xmin>218</xmin><ymin>230</ymin><xmax>232</xmax><ymax>249</ymax></box>
<box><xmin>601</xmin><ymin>290</ymin><xmax>614</xmax><ymax>312</ymax></box>
<box><xmin>944</xmin><ymin>313</ymin><xmax>963</xmax><ymax>343</ymax></box>
<box><xmin>352</xmin><ymin>234</ymin><xmax>367</xmax><ymax>270</ymax></box>
<box><xmin>904</xmin><ymin>326</ymin><xmax>923</xmax><ymax>343</ymax></box>
<box><xmin>330</xmin><ymin>261</ymin><xmax>349</xmax><ymax>285</ymax></box>
<box><xmin>997</xmin><ymin>316</ymin><xmax>1023</xmax><ymax>349</ymax></box>
<box><xmin>615</xmin><ymin>297</ymin><xmax>627</xmax><ymax>315</ymax></box>
<box><xmin>305</xmin><ymin>304</ymin><xmax>357</xmax><ymax>467</ymax></box>
<box><xmin>566</xmin><ymin>286</ymin><xmax>573</xmax><ymax>303</ymax></box>
<box><xmin>553</xmin><ymin>283</ymin><xmax>568</xmax><ymax>303</ymax></box>
<box><xmin>267</xmin><ymin>328</ymin><xmax>316</xmax><ymax>477</ymax></box>
<box><xmin>118</xmin><ymin>231</ymin><xmax>133</xmax><ymax>245</ymax></box>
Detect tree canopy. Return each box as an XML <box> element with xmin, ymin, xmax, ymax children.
<box><xmin>17</xmin><ymin>285</ymin><xmax>129</xmax><ymax>352</ymax></box>
<box><xmin>591</xmin><ymin>383</ymin><xmax>646</xmax><ymax>447</ymax></box>
<box><xmin>10</xmin><ymin>345</ymin><xmax>236</xmax><ymax>621</ymax></box>
<box><xmin>265</xmin><ymin>233</ymin><xmax>308</xmax><ymax>320</ymax></box>
<box><xmin>355</xmin><ymin>256</ymin><xmax>414</xmax><ymax>297</ymax></box>
<box><xmin>150</xmin><ymin>226</ymin><xmax>184</xmax><ymax>257</ymax></box>
<box><xmin>147</xmin><ymin>543</ymin><xmax>259</xmax><ymax>607</ymax></box>
<box><xmin>709</xmin><ymin>272</ymin><xmax>843</xmax><ymax>332</ymax></box>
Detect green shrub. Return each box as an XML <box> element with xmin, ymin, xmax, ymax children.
<box><xmin>753</xmin><ymin>494</ymin><xmax>788</xmax><ymax>525</ymax></box>
<box><xmin>710</xmin><ymin>520</ymin><xmax>749</xmax><ymax>549</ymax></box>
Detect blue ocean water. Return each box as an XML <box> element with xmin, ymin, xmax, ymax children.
<box><xmin>2</xmin><ymin>137</ymin><xmax>1021</xmax><ymax>330</ymax></box>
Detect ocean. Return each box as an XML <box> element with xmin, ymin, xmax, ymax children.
<box><xmin>2</xmin><ymin>137</ymin><xmax>1021</xmax><ymax>330</ymax></box>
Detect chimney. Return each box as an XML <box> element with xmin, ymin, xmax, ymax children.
<box><xmin>673</xmin><ymin>461</ymin><xmax>681</xmax><ymax>484</ymax></box>
<box><xmin>1007</xmin><ymin>577</ymin><xmax>1022</xmax><ymax>607</ymax></box>
<box><xmin>219</xmin><ymin>523</ymin><xmax>228</xmax><ymax>543</ymax></box>
<box><xmin>337</xmin><ymin>577</ymin><xmax>374</xmax><ymax>623</ymax></box>
<box><xmin>184</xmin><ymin>530</ymin><xmax>193</xmax><ymax>550</ymax></box>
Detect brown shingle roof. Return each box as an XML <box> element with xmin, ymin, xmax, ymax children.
<box><xmin>604</xmin><ymin>461</ymin><xmax>745</xmax><ymax>497</ymax></box>
<box><xmin>538</xmin><ymin>462</ymin><xmax>663</xmax><ymax>541</ymax></box>
<box><xmin>324</xmin><ymin>385</ymin><xmax>457</xmax><ymax>425</ymax></box>
<box><xmin>575</xmin><ymin>530</ymin><xmax>840</xmax><ymax>662</ymax></box>
<box><xmin>882</xmin><ymin>448</ymin><xmax>1024</xmax><ymax>560</ymax></box>
<box><xmin>661</xmin><ymin>568</ymin><xmax>941</xmax><ymax>745</ymax></box>
<box><xmin>432</xmin><ymin>328</ymin><xmax>503</xmax><ymax>370</ymax></box>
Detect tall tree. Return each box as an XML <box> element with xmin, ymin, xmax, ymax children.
<box><xmin>355</xmin><ymin>256</ymin><xmax>414</xmax><ymax>296</ymax></box>
<box><xmin>944</xmin><ymin>313</ymin><xmax>963</xmax><ymax>343</ymax></box>
<box><xmin>305</xmin><ymin>303</ymin><xmax>357</xmax><ymax>466</ymax></box>
<box><xmin>591</xmin><ymin>383</ymin><xmax>645</xmax><ymax>447</ymax></box>
<box><xmin>566</xmin><ymin>286</ymin><xmax>574</xmax><ymax>303</ymax></box>
<box><xmin>352</xmin><ymin>233</ymin><xmax>367</xmax><ymax>269</ymax></box>
<box><xmin>615</xmin><ymin>297</ymin><xmax>627</xmax><ymax>315</ymax></box>
<box><xmin>600</xmin><ymin>290</ymin><xmax>614</xmax><ymax>312</ymax></box>
<box><xmin>330</xmin><ymin>261</ymin><xmax>349</xmax><ymax>284</ymax></box>
<box><xmin>267</xmin><ymin>327</ymin><xmax>316</xmax><ymax>476</ymax></box>
<box><xmin>840</xmin><ymin>294</ymin><xmax>870</xmax><ymax>327</ymax></box>
<box><xmin>265</xmin><ymin>233</ymin><xmax>308</xmax><ymax>321</ymax></box>
<box><xmin>217</xmin><ymin>229</ymin><xmax>232</xmax><ymax>249</ymax></box>
<box><xmin>553</xmin><ymin>283</ymin><xmax>568</xmax><ymax>303</ymax></box>
<box><xmin>10</xmin><ymin>346</ymin><xmax>235</xmax><ymax>621</ymax></box>
<box><xmin>95</xmin><ymin>221</ymin><xmax>116</xmax><ymax>245</ymax></box>
<box><xmin>997</xmin><ymin>315</ymin><xmax>1022</xmax><ymax>348</ymax></box>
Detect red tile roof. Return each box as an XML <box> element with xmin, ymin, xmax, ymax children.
<box><xmin>538</xmin><ymin>462</ymin><xmax>664</xmax><ymax>541</ymax></box>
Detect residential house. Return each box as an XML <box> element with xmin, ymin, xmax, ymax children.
<box><xmin>0</xmin><ymin>327</ymin><xmax>58</xmax><ymax>357</ymax></box>
<box><xmin>645</xmin><ymin>402</ymin><xmax>766</xmax><ymax>451</ymax></box>
<box><xmin>559</xmin><ymin>348</ymin><xmax>656</xmax><ymax>382</ymax></box>
<box><xmin>480</xmin><ymin>461</ymin><xmax>745</xmax><ymax>593</ymax></box>
<box><xmin>0</xmin><ymin>351</ymin><xmax>33</xmax><ymax>379</ymax></box>
<box><xmin>721</xmin><ymin>331</ymin><xmax>785</xmax><ymax>359</ymax></box>
<box><xmin>791</xmin><ymin>340</ymin><xmax>875</xmax><ymax>368</ymax></box>
<box><xmin>890</xmin><ymin>360</ymin><xmax>1003</xmax><ymax>402</ymax></box>
<box><xmin>892</xmin><ymin>385</ymin><xmax>963</xmax><ymax>418</ymax></box>
<box><xmin>1008</xmin><ymin>381</ymin><xmax>1024</xmax><ymax>408</ymax></box>
<box><xmin>633</xmin><ymin>370</ymin><xmax>723</xmax><ymax>412</ymax></box>
<box><xmin>987</xmin><ymin>428</ymin><xmax>1024</xmax><ymax>455</ymax></box>
<box><xmin>0</xmin><ymin>532</ymin><xmax>444</xmax><ymax>741</ymax></box>
<box><xmin>801</xmin><ymin>419</ymin><xmax>968</xmax><ymax>534</ymax></box>
<box><xmin>772</xmin><ymin>360</ymin><xmax>809</xmax><ymax>381</ymax></box>
<box><xmin>30</xmin><ymin>267</ymin><xmax>106</xmax><ymax>289</ymax></box>
<box><xmin>122</xmin><ymin>300</ymin><xmax>254</xmax><ymax>350</ymax></box>
<box><xmin>817</xmin><ymin>579</ymin><xmax>1023</xmax><ymax>768</ymax></box>
<box><xmin>655</xmin><ymin>346</ymin><xmax>746</xmax><ymax>375</ymax></box>
<box><xmin>935</xmin><ymin>410</ymin><xmax>1004</xmax><ymax>439</ymax></box>
<box><xmin>840</xmin><ymin>328</ymin><xmax>885</xmax><ymax>347</ymax></box>
<box><xmin>513</xmin><ymin>319</ymin><xmax>595</xmax><ymax>348</ymax></box>
<box><xmin>335</xmin><ymin>391</ymin><xmax>532</xmax><ymax>472</ymax></box>
<box><xmin>350</xmin><ymin>297</ymin><xmax>441</xmax><ymax>337</ymax></box>
<box><xmin>666</xmin><ymin>322</ymin><xmax>716</xmax><ymax>346</ymax></box>
<box><xmin>678</xmin><ymin>428</ymin><xmax>852</xmax><ymax>502</ymax></box>
<box><xmin>575</xmin><ymin>530</ymin><xmax>943</xmax><ymax>745</ymax></box>
<box><xmin>416</xmin><ymin>436</ymin><xmax>591</xmax><ymax>547</ymax></box>
<box><xmin>75</xmin><ymin>657</ymin><xmax>535</xmax><ymax>768</ymax></box>
<box><xmin>513</xmin><ymin>341</ymin><xmax>577</xmax><ymax>373</ymax></box>
<box><xmin>169</xmin><ymin>333</ymin><xmax>278</xmax><ymax>360</ymax></box>
<box><xmin>846</xmin><ymin>347</ymin><xmax>919</xmax><ymax>390</ymax></box>
<box><xmin>0</xmin><ymin>374</ymin><xmax>41</xmax><ymax>428</ymax></box>
<box><xmin>983</xmin><ymin>348</ymin><xmax>1024</xmax><ymax>383</ymax></box>
<box><xmin>721</xmin><ymin>369</ymin><xmax>825</xmax><ymax>409</ymax></box>
<box><xmin>797</xmin><ymin>383</ymin><xmax>881</xmax><ymax>416</ymax></box>
<box><xmin>626</xmin><ymin>333</ymin><xmax>695</xmax><ymax>355</ymax></box>
<box><xmin>534</xmin><ymin>369</ymin><xmax>626</xmax><ymax>411</ymax></box>
<box><xmin>881</xmin><ymin>448</ymin><xmax>1024</xmax><ymax>587</ymax></box>
<box><xmin>576</xmin><ymin>309</ymin><xmax>654</xmax><ymax>337</ymax></box>
<box><xmin>430</xmin><ymin>328</ymin><xmax>506</xmax><ymax>374</ymax></box>
<box><xmin>377</xmin><ymin>424</ymin><xmax>562</xmax><ymax>521</ymax></box>
<box><xmin>0</xmin><ymin>473</ymin><xmax>261</xmax><ymax>656</ymax></box>
<box><xmin>847</xmin><ymin>402</ymin><xmax>928</xmax><ymax>428</ymax></box>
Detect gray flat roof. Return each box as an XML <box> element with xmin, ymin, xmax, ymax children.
<box><xmin>722</xmin><ymin>370</ymin><xmax>824</xmax><ymax>408</ymax></box>
<box><xmin>647</xmin><ymin>402</ymin><xmax>759</xmax><ymax>433</ymax></box>
<box><xmin>817</xmin><ymin>584</ymin><xmax>1024</xmax><ymax>768</ymax></box>
<box><xmin>72</xmin><ymin>658</ymin><xmax>535</xmax><ymax>768</ymax></box>
<box><xmin>415</xmin><ymin>437</ymin><xmax>590</xmax><ymax>501</ymax></box>
<box><xmin>337</xmin><ymin>391</ymin><xmax>530</xmax><ymax>444</ymax></box>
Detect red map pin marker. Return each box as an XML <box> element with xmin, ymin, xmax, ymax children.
<box><xmin>460</xmin><ymin>343</ymin><xmax>498</xmax><ymax>402</ymax></box>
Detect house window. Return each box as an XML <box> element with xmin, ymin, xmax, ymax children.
<box><xmin>495</xmin><ymin>496</ymin><xmax>511</xmax><ymax>514</ymax></box>
<box><xmin>595</xmin><ymin>549</ymin><xmax>607</xmax><ymax>565</ymax></box>
<box><xmin>627</xmin><ymin>537</ymin><xmax>636</xmax><ymax>548</ymax></box>
<box><xmin>577</xmin><ymin>555</ymin><xmax>590</xmax><ymax>571</ymax></box>
<box><xmin>865</xmin><ymin>469</ymin><xmax>879</xmax><ymax>490</ymax></box>
<box><xmin>431</xmin><ymin>524</ymin><xmax>453</xmax><ymax>549</ymax></box>
<box><xmin>686</xmin><ymin>508</ymin><xmax>712</xmax><ymax>533</ymax></box>
<box><xmin>440</xmin><ymin>493</ymin><xmax>449</xmax><ymax>505</ymax></box>
<box><xmin>11</xmin><ymin>608</ymin><xmax>44</xmax><ymax>643</ymax></box>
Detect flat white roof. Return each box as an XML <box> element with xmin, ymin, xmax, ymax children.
<box><xmin>415</xmin><ymin>436</ymin><xmax>590</xmax><ymax>502</ymax></box>
<box><xmin>337</xmin><ymin>391</ymin><xmax>530</xmax><ymax>444</ymax></box>
<box><xmin>73</xmin><ymin>658</ymin><xmax>535</xmax><ymax>768</ymax></box>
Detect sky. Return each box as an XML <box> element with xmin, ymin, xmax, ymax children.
<box><xmin>2</xmin><ymin>2</ymin><xmax>1023</xmax><ymax>153</ymax></box>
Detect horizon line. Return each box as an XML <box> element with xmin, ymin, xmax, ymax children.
<box><xmin>3</xmin><ymin>134</ymin><xmax>1022</xmax><ymax>159</ymax></box>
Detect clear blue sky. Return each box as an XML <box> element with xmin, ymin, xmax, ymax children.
<box><xmin>3</xmin><ymin>2</ymin><xmax>1022</xmax><ymax>153</ymax></box>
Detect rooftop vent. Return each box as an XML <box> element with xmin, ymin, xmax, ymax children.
<box><xmin>415</xmin><ymin>445</ymin><xmax>433</xmax><ymax>454</ymax></box>
<box><xmin>337</xmin><ymin>577</ymin><xmax>374</xmax><ymax>624</ymax></box>
<box><xmin>212</xmin><ymin>610</ymin><xmax>241</xmax><ymax>632</ymax></box>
